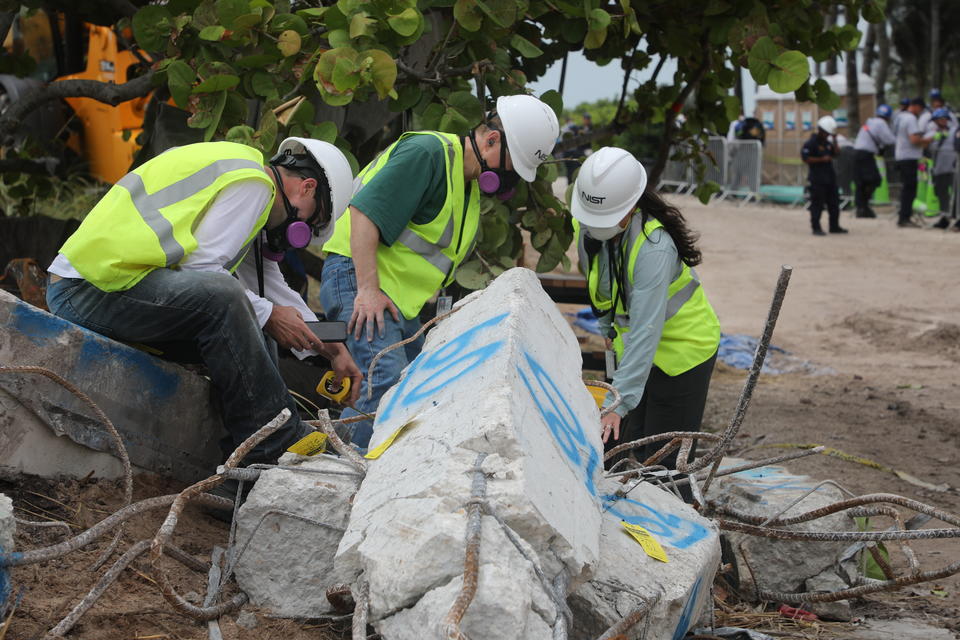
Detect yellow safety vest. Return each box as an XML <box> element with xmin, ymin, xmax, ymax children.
<box><xmin>323</xmin><ymin>131</ymin><xmax>480</xmax><ymax>320</ymax></box>
<box><xmin>574</xmin><ymin>216</ymin><xmax>720</xmax><ymax>376</ymax></box>
<box><xmin>61</xmin><ymin>142</ymin><xmax>274</xmax><ymax>292</ymax></box>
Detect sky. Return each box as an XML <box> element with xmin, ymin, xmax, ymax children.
<box><xmin>527</xmin><ymin>51</ymin><xmax>759</xmax><ymax>116</ymax></box>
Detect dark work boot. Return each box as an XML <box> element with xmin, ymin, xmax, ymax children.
<box><xmin>812</xmin><ymin>228</ymin><xmax>826</xmax><ymax>236</ymax></box>
<box><xmin>829</xmin><ymin>226</ymin><xmax>849</xmax><ymax>234</ymax></box>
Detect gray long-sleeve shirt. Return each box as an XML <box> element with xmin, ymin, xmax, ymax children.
<box><xmin>595</xmin><ymin>227</ymin><xmax>681</xmax><ymax>417</ymax></box>
<box><xmin>853</xmin><ymin>117</ymin><xmax>896</xmax><ymax>154</ymax></box>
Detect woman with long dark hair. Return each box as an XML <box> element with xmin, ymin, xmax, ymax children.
<box><xmin>571</xmin><ymin>147</ymin><xmax>720</xmax><ymax>473</ymax></box>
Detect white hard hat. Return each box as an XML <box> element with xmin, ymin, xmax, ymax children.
<box><xmin>817</xmin><ymin>116</ymin><xmax>837</xmax><ymax>135</ymax></box>
<box><xmin>570</xmin><ymin>147</ymin><xmax>647</xmax><ymax>227</ymax></box>
<box><xmin>276</xmin><ymin>137</ymin><xmax>354</xmax><ymax>220</ymax></box>
<box><xmin>496</xmin><ymin>95</ymin><xmax>560</xmax><ymax>182</ymax></box>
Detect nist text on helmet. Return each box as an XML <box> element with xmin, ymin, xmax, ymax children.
<box><xmin>582</xmin><ymin>191</ymin><xmax>606</xmax><ymax>205</ymax></box>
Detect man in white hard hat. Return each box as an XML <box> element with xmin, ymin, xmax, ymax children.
<box><xmin>570</xmin><ymin>147</ymin><xmax>720</xmax><ymax>479</ymax></box>
<box><xmin>47</xmin><ymin>138</ymin><xmax>363</xmax><ymax>469</ymax></box>
<box><xmin>322</xmin><ymin>94</ymin><xmax>559</xmax><ymax>448</ymax></box>
<box><xmin>801</xmin><ymin>115</ymin><xmax>847</xmax><ymax>235</ymax></box>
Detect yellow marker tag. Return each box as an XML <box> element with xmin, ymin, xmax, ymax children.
<box><xmin>364</xmin><ymin>420</ymin><xmax>416</xmax><ymax>459</ymax></box>
<box><xmin>586</xmin><ymin>384</ymin><xmax>608</xmax><ymax>408</ymax></box>
<box><xmin>286</xmin><ymin>431</ymin><xmax>329</xmax><ymax>456</ymax></box>
<box><xmin>621</xmin><ymin>522</ymin><xmax>669</xmax><ymax>563</ymax></box>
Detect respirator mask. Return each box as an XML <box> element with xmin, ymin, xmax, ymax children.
<box><xmin>262</xmin><ymin>152</ymin><xmax>332</xmax><ymax>262</ymax></box>
<box><xmin>583</xmin><ymin>224</ymin><xmax>622</xmax><ymax>241</ymax></box>
<box><xmin>468</xmin><ymin>122</ymin><xmax>520</xmax><ymax>201</ymax></box>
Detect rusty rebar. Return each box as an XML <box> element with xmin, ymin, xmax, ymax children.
<box><xmin>44</xmin><ymin>540</ymin><xmax>205</xmax><ymax>638</ymax></box>
<box><xmin>0</xmin><ymin>365</ymin><xmax>133</xmax><ymax>569</ymax></box>
<box><xmin>352</xmin><ymin>578</ymin><xmax>369</xmax><ymax>640</ymax></box>
<box><xmin>149</xmin><ymin>409</ymin><xmax>290</xmax><ymax>621</ymax></box>
<box><xmin>13</xmin><ymin>517</ymin><xmax>72</xmax><ymax>538</ymax></box>
<box><xmin>604</xmin><ymin>431</ymin><xmax>721</xmax><ymax>463</ymax></box>
<box><xmin>441</xmin><ymin>453</ymin><xmax>488</xmax><ymax>640</ymax></box>
<box><xmin>718</xmin><ymin>519</ymin><xmax>960</xmax><ymax>542</ymax></box>
<box><xmin>583</xmin><ymin>380</ymin><xmax>622</xmax><ymax>418</ymax></box>
<box><xmin>595</xmin><ymin>589</ymin><xmax>661</xmax><ymax>640</ymax></box>
<box><xmin>698</xmin><ymin>265</ymin><xmax>792</xmax><ymax>493</ymax></box>
<box><xmin>306</xmin><ymin>411</ymin><xmax>367</xmax><ymax>472</ymax></box>
<box><xmin>757</xmin><ymin>557</ymin><xmax>960</xmax><ymax>604</ymax></box>
<box><xmin>367</xmin><ymin>305</ymin><xmax>462</xmax><ymax>401</ymax></box>
<box><xmin>0</xmin><ymin>493</ymin><xmax>231</xmax><ymax>567</ymax></box>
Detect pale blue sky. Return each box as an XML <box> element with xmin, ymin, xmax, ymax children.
<box><xmin>527</xmin><ymin>50</ymin><xmax>755</xmax><ymax>117</ymax></box>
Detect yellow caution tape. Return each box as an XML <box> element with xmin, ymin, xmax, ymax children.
<box><xmin>765</xmin><ymin>443</ymin><xmax>892</xmax><ymax>472</ymax></box>
<box><xmin>364</xmin><ymin>420</ymin><xmax>417</xmax><ymax>459</ymax></box>
<box><xmin>621</xmin><ymin>522</ymin><xmax>668</xmax><ymax>563</ymax></box>
<box><xmin>286</xmin><ymin>431</ymin><xmax>329</xmax><ymax>456</ymax></box>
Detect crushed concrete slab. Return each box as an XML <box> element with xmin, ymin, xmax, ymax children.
<box><xmin>0</xmin><ymin>289</ymin><xmax>223</xmax><ymax>482</ymax></box>
<box><xmin>1</xmin><ymin>493</ymin><xmax>13</xmax><ymax>608</ymax></box>
<box><xmin>234</xmin><ymin>452</ymin><xmax>363</xmax><ymax>617</ymax></box>
<box><xmin>710</xmin><ymin>458</ymin><xmax>854</xmax><ymax>596</ymax></box>
<box><xmin>843</xmin><ymin>619</ymin><xmax>957</xmax><ymax>639</ymax></box>
<box><xmin>337</xmin><ymin>268</ymin><xmax>606</xmax><ymax>636</ymax></box>
<box><xmin>569</xmin><ymin>478</ymin><xmax>721</xmax><ymax>640</ymax></box>
<box><xmin>804</xmin><ymin>567</ymin><xmax>853</xmax><ymax>621</ymax></box>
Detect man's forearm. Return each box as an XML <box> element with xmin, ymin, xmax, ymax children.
<box><xmin>349</xmin><ymin>206</ymin><xmax>382</xmax><ymax>293</ymax></box>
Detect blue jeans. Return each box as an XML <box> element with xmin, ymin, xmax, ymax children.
<box><xmin>320</xmin><ymin>254</ymin><xmax>423</xmax><ymax>448</ymax></box>
<box><xmin>46</xmin><ymin>269</ymin><xmax>310</xmax><ymax>464</ymax></box>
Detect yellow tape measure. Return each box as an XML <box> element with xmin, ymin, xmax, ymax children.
<box><xmin>316</xmin><ymin>370</ymin><xmax>351</xmax><ymax>404</ymax></box>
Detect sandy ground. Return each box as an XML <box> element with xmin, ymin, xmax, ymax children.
<box><xmin>5</xmin><ymin>196</ymin><xmax>960</xmax><ymax>639</ymax></box>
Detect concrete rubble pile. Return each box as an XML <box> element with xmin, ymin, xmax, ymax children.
<box><xmin>710</xmin><ymin>457</ymin><xmax>856</xmax><ymax>620</ymax></box>
<box><xmin>0</xmin><ymin>493</ymin><xmax>13</xmax><ymax>612</ymax></box>
<box><xmin>238</xmin><ymin>268</ymin><xmax>721</xmax><ymax>639</ymax></box>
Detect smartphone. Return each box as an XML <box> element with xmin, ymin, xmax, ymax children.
<box><xmin>305</xmin><ymin>320</ymin><xmax>348</xmax><ymax>343</ymax></box>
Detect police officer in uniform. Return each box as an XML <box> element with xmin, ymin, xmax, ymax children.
<box><xmin>802</xmin><ymin>116</ymin><xmax>847</xmax><ymax>235</ymax></box>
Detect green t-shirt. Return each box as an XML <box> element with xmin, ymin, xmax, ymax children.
<box><xmin>350</xmin><ymin>134</ymin><xmax>449</xmax><ymax>246</ymax></box>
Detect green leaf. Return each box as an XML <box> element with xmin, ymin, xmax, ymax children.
<box><xmin>584</xmin><ymin>26</ymin><xmax>607</xmax><ymax>49</ymax></box>
<box><xmin>226</xmin><ymin>124</ymin><xmax>256</xmax><ymax>146</ymax></box>
<box><xmin>420</xmin><ymin>102</ymin><xmax>445</xmax><ymax>130</ymax></box>
<box><xmin>216</xmin><ymin>0</ymin><xmax>250</xmax><ymax>30</ymax></box>
<box><xmin>454</xmin><ymin>0</ymin><xmax>483</xmax><ymax>32</ymax></box>
<box><xmin>722</xmin><ymin>95</ymin><xmax>741</xmax><ymax>122</ymax></box>
<box><xmin>814</xmin><ymin>80</ymin><xmax>841</xmax><ymax>110</ymax></box>
<box><xmin>539</xmin><ymin>90</ymin><xmax>563</xmax><ymax>118</ymax></box>
<box><xmin>201</xmin><ymin>91</ymin><xmax>228</xmax><ymax>141</ymax></box>
<box><xmin>332</xmin><ymin>56</ymin><xmax>360</xmax><ymax>92</ymax></box>
<box><xmin>132</xmin><ymin>5</ymin><xmax>173</xmax><ymax>52</ymax></box>
<box><xmin>364</xmin><ymin>49</ymin><xmax>397</xmax><ymax>99</ymax></box>
<box><xmin>704</xmin><ymin>0</ymin><xmax>730</xmax><ymax>15</ymax></box>
<box><xmin>693</xmin><ymin>181</ymin><xmax>721</xmax><ymax>204</ymax></box>
<box><xmin>767</xmin><ymin>50</ymin><xmax>809</xmax><ymax>93</ymax></box>
<box><xmin>271</xmin><ymin>13</ymin><xmax>309</xmax><ymax>35</ymax></box>
<box><xmin>389</xmin><ymin>84</ymin><xmax>422</xmax><ymax>112</ymax></box>
<box><xmin>309</xmin><ymin>121</ymin><xmax>339</xmax><ymax>143</ymax></box>
<box><xmin>474</xmin><ymin>0</ymin><xmax>514</xmax><ymax>28</ymax></box>
<box><xmin>587</xmin><ymin>8</ymin><xmax>610</xmax><ymax>31</ymax></box>
<box><xmin>561</xmin><ymin>19</ymin><xmax>587</xmax><ymax>44</ymax></box>
<box><xmin>277</xmin><ymin>29</ymin><xmax>302</xmax><ymax>56</ymax></box>
<box><xmin>192</xmin><ymin>73</ymin><xmax>241</xmax><ymax>93</ymax></box>
<box><xmin>388</xmin><ymin>7</ymin><xmax>421</xmax><ymax>37</ymax></box>
<box><xmin>350</xmin><ymin>12</ymin><xmax>377</xmax><ymax>38</ymax></box>
<box><xmin>455</xmin><ymin>260</ymin><xmax>490</xmax><ymax>290</ymax></box>
<box><xmin>236</xmin><ymin>53</ymin><xmax>281</xmax><ymax>68</ymax></box>
<box><xmin>747</xmin><ymin>35</ymin><xmax>778</xmax><ymax>85</ymax></box>
<box><xmin>233</xmin><ymin>12</ymin><xmax>263</xmax><ymax>30</ymax></box>
<box><xmin>198</xmin><ymin>25</ymin><xmax>226</xmax><ymax>41</ymax></box>
<box><xmin>447</xmin><ymin>91</ymin><xmax>483</xmax><ymax>125</ymax></box>
<box><xmin>440</xmin><ymin>108</ymin><xmax>470</xmax><ymax>134</ymax></box>
<box><xmin>166</xmin><ymin>60</ymin><xmax>195</xmax><ymax>108</ymax></box>
<box><xmin>535</xmin><ymin>233</ymin><xmax>566</xmax><ymax>272</ymax></box>
<box><xmin>298</xmin><ymin>7</ymin><xmax>328</xmax><ymax>20</ymax></box>
<box><xmin>327</xmin><ymin>29</ymin><xmax>352</xmax><ymax>48</ymax></box>
<box><xmin>836</xmin><ymin>24</ymin><xmax>862</xmax><ymax>51</ymax></box>
<box><xmin>251</xmin><ymin>71</ymin><xmax>277</xmax><ymax>97</ymax></box>
<box><xmin>254</xmin><ymin>110</ymin><xmax>278</xmax><ymax>152</ymax></box>
<box><xmin>510</xmin><ymin>33</ymin><xmax>543</xmax><ymax>58</ymax></box>
<box><xmin>863</xmin><ymin>0</ymin><xmax>886</xmax><ymax>23</ymax></box>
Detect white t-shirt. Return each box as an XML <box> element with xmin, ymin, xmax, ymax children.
<box><xmin>48</xmin><ymin>179</ymin><xmax>319</xmax><ymax>354</ymax></box>
<box><xmin>894</xmin><ymin>112</ymin><xmax>923</xmax><ymax>161</ymax></box>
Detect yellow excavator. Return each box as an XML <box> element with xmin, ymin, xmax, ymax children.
<box><xmin>1</xmin><ymin>11</ymin><xmax>150</xmax><ymax>183</ymax></box>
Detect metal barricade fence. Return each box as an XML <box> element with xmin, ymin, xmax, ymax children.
<box><xmin>720</xmin><ymin>139</ymin><xmax>762</xmax><ymax>204</ymax></box>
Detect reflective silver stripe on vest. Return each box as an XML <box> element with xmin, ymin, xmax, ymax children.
<box><xmin>393</xmin><ymin>134</ymin><xmax>459</xmax><ymax>275</ymax></box>
<box><xmin>664</xmin><ymin>268</ymin><xmax>701</xmax><ymax>320</ymax></box>
<box><xmin>224</xmin><ymin>237</ymin><xmax>255</xmax><ymax>272</ymax></box>
<box><xmin>117</xmin><ymin>158</ymin><xmax>265</xmax><ymax>267</ymax></box>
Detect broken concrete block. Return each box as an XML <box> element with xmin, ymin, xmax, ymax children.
<box><xmin>569</xmin><ymin>478</ymin><xmax>721</xmax><ymax>640</ymax></box>
<box><xmin>1</xmin><ymin>493</ymin><xmax>13</xmax><ymax>609</ymax></box>
<box><xmin>804</xmin><ymin>568</ymin><xmax>852</xmax><ymax>621</ymax></box>
<box><xmin>710</xmin><ymin>458</ymin><xmax>853</xmax><ymax>596</ymax></box>
<box><xmin>0</xmin><ymin>290</ymin><xmax>223</xmax><ymax>482</ymax></box>
<box><xmin>234</xmin><ymin>453</ymin><xmax>362</xmax><ymax>617</ymax></box>
<box><xmin>337</xmin><ymin>268</ymin><xmax>605</xmax><ymax>636</ymax></box>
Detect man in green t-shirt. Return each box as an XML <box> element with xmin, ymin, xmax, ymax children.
<box><xmin>321</xmin><ymin>95</ymin><xmax>559</xmax><ymax>447</ymax></box>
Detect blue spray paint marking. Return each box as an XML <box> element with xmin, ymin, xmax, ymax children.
<box><xmin>10</xmin><ymin>303</ymin><xmax>64</xmax><ymax>346</ymax></box>
<box><xmin>672</xmin><ymin>575</ymin><xmax>703</xmax><ymax>640</ymax></box>
<box><xmin>516</xmin><ymin>350</ymin><xmax>709</xmax><ymax>550</ymax></box>
<box><xmin>77</xmin><ymin>338</ymin><xmax>179</xmax><ymax>402</ymax></box>
<box><xmin>377</xmin><ymin>313</ymin><xmax>508</xmax><ymax>423</ymax></box>
<box><xmin>602</xmin><ymin>495</ymin><xmax>709</xmax><ymax>550</ymax></box>
<box><xmin>0</xmin><ymin>544</ymin><xmax>11</xmax><ymax>610</ymax></box>
<box><xmin>516</xmin><ymin>351</ymin><xmax>602</xmax><ymax>497</ymax></box>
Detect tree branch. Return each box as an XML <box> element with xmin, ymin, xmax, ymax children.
<box><xmin>614</xmin><ymin>43</ymin><xmax>640</xmax><ymax>124</ymax></box>
<box><xmin>0</xmin><ymin>71</ymin><xmax>155</xmax><ymax>141</ymax></box>
<box><xmin>396</xmin><ymin>59</ymin><xmax>489</xmax><ymax>85</ymax></box>
<box><xmin>648</xmin><ymin>40</ymin><xmax>711</xmax><ymax>187</ymax></box>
